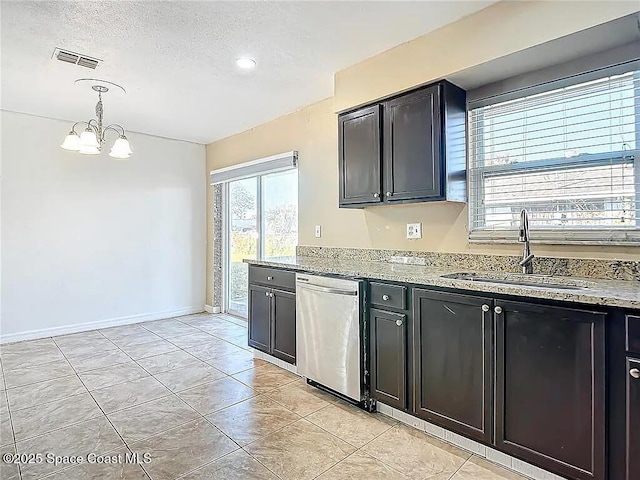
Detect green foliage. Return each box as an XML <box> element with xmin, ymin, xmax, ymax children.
<box><xmin>229</xmin><ymin>262</ymin><xmax>248</xmax><ymax>302</ymax></box>
<box><xmin>230</xmin><ymin>182</ymin><xmax>255</xmax><ymax>219</ymax></box>
<box><xmin>230</xmin><ymin>232</ymin><xmax>257</xmax><ymax>262</ymax></box>
<box><xmin>227</xmin><ymin>192</ymin><xmax>297</xmax><ymax>309</ymax></box>
<box><xmin>265</xmin><ymin>203</ymin><xmax>297</xmax><ymax>257</ymax></box>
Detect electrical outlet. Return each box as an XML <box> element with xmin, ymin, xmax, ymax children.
<box><xmin>406</xmin><ymin>223</ymin><xmax>422</xmax><ymax>239</ymax></box>
<box><xmin>315</xmin><ymin>225</ymin><xmax>322</xmax><ymax>238</ymax></box>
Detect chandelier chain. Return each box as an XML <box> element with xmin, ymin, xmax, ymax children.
<box><xmin>95</xmin><ymin>92</ymin><xmax>104</xmax><ymax>144</ymax></box>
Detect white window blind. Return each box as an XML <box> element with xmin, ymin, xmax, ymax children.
<box><xmin>210</xmin><ymin>151</ymin><xmax>297</xmax><ymax>185</ymax></box>
<box><xmin>468</xmin><ymin>69</ymin><xmax>640</xmax><ymax>244</ymax></box>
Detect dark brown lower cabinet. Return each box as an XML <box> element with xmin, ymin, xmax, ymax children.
<box><xmin>248</xmin><ymin>283</ymin><xmax>296</xmax><ymax>364</ymax></box>
<box><xmin>248</xmin><ymin>284</ymin><xmax>271</xmax><ymax>353</ymax></box>
<box><xmin>495</xmin><ymin>300</ymin><xmax>606</xmax><ymax>480</ymax></box>
<box><xmin>627</xmin><ymin>357</ymin><xmax>640</xmax><ymax>480</ymax></box>
<box><xmin>412</xmin><ymin>289</ymin><xmax>492</xmax><ymax>443</ymax></box>
<box><xmin>271</xmin><ymin>289</ymin><xmax>296</xmax><ymax>364</ymax></box>
<box><xmin>370</xmin><ymin>308</ymin><xmax>407</xmax><ymax>410</ymax></box>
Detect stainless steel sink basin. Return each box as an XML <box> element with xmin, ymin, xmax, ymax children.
<box><xmin>440</xmin><ymin>273</ymin><xmax>591</xmax><ymax>291</ymax></box>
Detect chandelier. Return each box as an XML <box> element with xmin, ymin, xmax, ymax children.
<box><xmin>60</xmin><ymin>83</ymin><xmax>132</xmax><ymax>159</ymax></box>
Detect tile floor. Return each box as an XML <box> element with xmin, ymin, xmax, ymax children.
<box><xmin>0</xmin><ymin>314</ymin><xmax>528</xmax><ymax>480</ymax></box>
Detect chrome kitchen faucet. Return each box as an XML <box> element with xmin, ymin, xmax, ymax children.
<box><xmin>518</xmin><ymin>209</ymin><xmax>534</xmax><ymax>274</ymax></box>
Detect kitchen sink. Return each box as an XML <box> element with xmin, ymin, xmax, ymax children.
<box><xmin>440</xmin><ymin>272</ymin><xmax>592</xmax><ymax>291</ymax></box>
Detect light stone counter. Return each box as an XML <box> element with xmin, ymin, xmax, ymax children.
<box><xmin>245</xmin><ymin>256</ymin><xmax>640</xmax><ymax>310</ymax></box>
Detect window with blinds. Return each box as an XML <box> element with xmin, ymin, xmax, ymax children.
<box><xmin>468</xmin><ymin>69</ymin><xmax>639</xmax><ymax>244</ymax></box>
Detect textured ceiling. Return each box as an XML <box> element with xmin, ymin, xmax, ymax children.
<box><xmin>0</xmin><ymin>1</ymin><xmax>494</xmax><ymax>144</ymax></box>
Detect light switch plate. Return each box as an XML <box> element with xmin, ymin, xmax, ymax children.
<box><xmin>315</xmin><ymin>225</ymin><xmax>322</xmax><ymax>238</ymax></box>
<box><xmin>407</xmin><ymin>223</ymin><xmax>422</xmax><ymax>239</ymax></box>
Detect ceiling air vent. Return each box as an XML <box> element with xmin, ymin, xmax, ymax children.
<box><xmin>52</xmin><ymin>48</ymin><xmax>101</xmax><ymax>70</ymax></box>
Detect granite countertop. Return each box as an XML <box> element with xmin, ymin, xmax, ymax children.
<box><xmin>244</xmin><ymin>256</ymin><xmax>640</xmax><ymax>310</ymax></box>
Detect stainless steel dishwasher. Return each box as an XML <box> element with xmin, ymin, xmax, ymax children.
<box><xmin>296</xmin><ymin>273</ymin><xmax>365</xmax><ymax>403</ymax></box>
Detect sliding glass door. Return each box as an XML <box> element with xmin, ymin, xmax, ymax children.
<box><xmin>225</xmin><ymin>169</ymin><xmax>297</xmax><ymax>317</ymax></box>
<box><xmin>227</xmin><ymin>178</ymin><xmax>259</xmax><ymax>316</ymax></box>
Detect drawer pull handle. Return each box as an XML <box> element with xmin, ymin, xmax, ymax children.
<box><xmin>631</xmin><ymin>368</ymin><xmax>640</xmax><ymax>379</ymax></box>
<box><xmin>481</xmin><ymin>304</ymin><xmax>490</xmax><ymax>312</ymax></box>
<box><xmin>372</xmin><ymin>192</ymin><xmax>380</xmax><ymax>198</ymax></box>
<box><xmin>396</xmin><ymin>319</ymin><xmax>403</xmax><ymax>327</ymax></box>
<box><xmin>265</xmin><ymin>291</ymin><xmax>270</xmax><ymax>297</ymax></box>
<box><xmin>382</xmin><ymin>294</ymin><xmax>390</xmax><ymax>301</ymax></box>
<box><xmin>494</xmin><ymin>306</ymin><xmax>503</xmax><ymax>314</ymax></box>
<box><xmin>386</xmin><ymin>191</ymin><xmax>393</xmax><ymax>197</ymax></box>
<box><xmin>267</xmin><ymin>276</ymin><xmax>274</xmax><ymax>280</ymax></box>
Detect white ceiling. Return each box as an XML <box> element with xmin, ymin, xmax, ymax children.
<box><xmin>0</xmin><ymin>1</ymin><xmax>495</xmax><ymax>144</ymax></box>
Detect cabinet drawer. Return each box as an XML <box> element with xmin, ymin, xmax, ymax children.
<box><xmin>249</xmin><ymin>266</ymin><xmax>295</xmax><ymax>291</ymax></box>
<box><xmin>370</xmin><ymin>282</ymin><xmax>406</xmax><ymax>310</ymax></box>
<box><xmin>626</xmin><ymin>314</ymin><xmax>640</xmax><ymax>353</ymax></box>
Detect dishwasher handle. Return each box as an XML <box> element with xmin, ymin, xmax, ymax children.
<box><xmin>296</xmin><ymin>282</ymin><xmax>358</xmax><ymax>296</ymax></box>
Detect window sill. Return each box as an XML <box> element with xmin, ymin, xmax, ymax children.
<box><xmin>469</xmin><ymin>229</ymin><xmax>640</xmax><ymax>246</ymax></box>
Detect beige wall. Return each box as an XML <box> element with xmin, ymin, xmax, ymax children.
<box><xmin>334</xmin><ymin>0</ymin><xmax>640</xmax><ymax>112</ymax></box>
<box><xmin>206</xmin><ymin>1</ymin><xmax>640</xmax><ymax>303</ymax></box>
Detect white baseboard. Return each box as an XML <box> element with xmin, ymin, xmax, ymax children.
<box><xmin>0</xmin><ymin>306</ymin><xmax>205</xmax><ymax>344</ymax></box>
<box><xmin>251</xmin><ymin>349</ymin><xmax>299</xmax><ymax>375</ymax></box>
<box><xmin>204</xmin><ymin>304</ymin><xmax>221</xmax><ymax>314</ymax></box>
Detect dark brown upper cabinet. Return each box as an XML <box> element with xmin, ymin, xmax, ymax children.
<box><xmin>338</xmin><ymin>105</ymin><xmax>382</xmax><ymax>206</ymax></box>
<box><xmin>338</xmin><ymin>80</ymin><xmax>466</xmax><ymax>208</ymax></box>
<box><xmin>384</xmin><ymin>86</ymin><xmax>441</xmax><ymax>202</ymax></box>
<box><xmin>495</xmin><ymin>300</ymin><xmax>606</xmax><ymax>480</ymax></box>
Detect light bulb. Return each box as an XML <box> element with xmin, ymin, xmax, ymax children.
<box><xmin>109</xmin><ymin>136</ymin><xmax>132</xmax><ymax>159</ymax></box>
<box><xmin>79</xmin><ymin>129</ymin><xmax>99</xmax><ymax>149</ymax></box>
<box><xmin>60</xmin><ymin>131</ymin><xmax>81</xmax><ymax>151</ymax></box>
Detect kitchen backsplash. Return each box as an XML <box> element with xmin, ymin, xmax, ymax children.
<box><xmin>296</xmin><ymin>246</ymin><xmax>640</xmax><ymax>282</ymax></box>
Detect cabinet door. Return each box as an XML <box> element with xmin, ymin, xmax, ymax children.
<box><xmin>271</xmin><ymin>289</ymin><xmax>296</xmax><ymax>364</ymax></box>
<box><xmin>412</xmin><ymin>289</ymin><xmax>492</xmax><ymax>443</ymax></box>
<box><xmin>626</xmin><ymin>315</ymin><xmax>640</xmax><ymax>353</ymax></box>
<box><xmin>248</xmin><ymin>284</ymin><xmax>271</xmax><ymax>354</ymax></box>
<box><xmin>338</xmin><ymin>105</ymin><xmax>382</xmax><ymax>206</ymax></box>
<box><xmin>383</xmin><ymin>85</ymin><xmax>442</xmax><ymax>202</ymax></box>
<box><xmin>370</xmin><ymin>308</ymin><xmax>407</xmax><ymax>410</ymax></box>
<box><xmin>627</xmin><ymin>357</ymin><xmax>640</xmax><ymax>480</ymax></box>
<box><xmin>495</xmin><ymin>301</ymin><xmax>606</xmax><ymax>480</ymax></box>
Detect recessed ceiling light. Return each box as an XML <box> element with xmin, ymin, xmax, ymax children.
<box><xmin>236</xmin><ymin>57</ymin><xmax>256</xmax><ymax>70</ymax></box>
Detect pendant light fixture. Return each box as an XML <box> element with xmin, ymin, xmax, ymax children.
<box><xmin>61</xmin><ymin>81</ymin><xmax>132</xmax><ymax>159</ymax></box>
